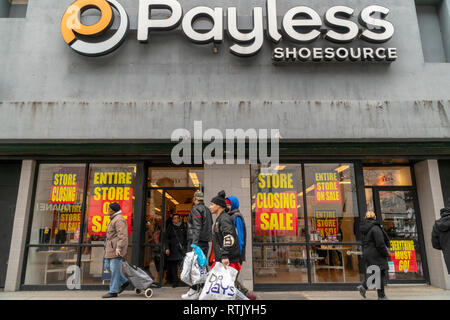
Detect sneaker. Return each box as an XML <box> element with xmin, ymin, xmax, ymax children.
<box><xmin>102</xmin><ymin>292</ymin><xmax>118</xmax><ymax>298</ymax></box>
<box><xmin>378</xmin><ymin>296</ymin><xmax>389</xmax><ymax>300</ymax></box>
<box><xmin>357</xmin><ymin>285</ymin><xmax>366</xmax><ymax>299</ymax></box>
<box><xmin>181</xmin><ymin>288</ymin><xmax>200</xmax><ymax>300</ymax></box>
<box><xmin>119</xmin><ymin>281</ymin><xmax>129</xmax><ymax>294</ymax></box>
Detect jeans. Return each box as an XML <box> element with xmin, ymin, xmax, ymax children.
<box><xmin>104</xmin><ymin>257</ymin><xmax>128</xmax><ymax>294</ymax></box>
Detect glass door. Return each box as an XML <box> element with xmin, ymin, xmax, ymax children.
<box><xmin>373</xmin><ymin>189</ymin><xmax>426</xmax><ymax>282</ymax></box>
<box><xmin>142</xmin><ymin>166</ymin><xmax>203</xmax><ymax>286</ymax></box>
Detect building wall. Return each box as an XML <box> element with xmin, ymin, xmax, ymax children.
<box><xmin>0</xmin><ymin>0</ymin><xmax>449</xmax><ymax>141</ymax></box>
<box><xmin>415</xmin><ymin>160</ymin><xmax>450</xmax><ymax>289</ymax></box>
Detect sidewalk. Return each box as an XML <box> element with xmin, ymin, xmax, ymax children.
<box><xmin>1</xmin><ymin>285</ymin><xmax>450</xmax><ymax>300</ymax></box>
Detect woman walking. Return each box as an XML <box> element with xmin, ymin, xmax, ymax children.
<box><xmin>357</xmin><ymin>211</ymin><xmax>391</xmax><ymax>300</ymax></box>
<box><xmin>163</xmin><ymin>214</ymin><xmax>187</xmax><ymax>288</ymax></box>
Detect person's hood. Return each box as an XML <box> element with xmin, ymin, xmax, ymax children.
<box><xmin>226</xmin><ymin>196</ymin><xmax>240</xmax><ymax>211</ymax></box>
<box><xmin>436</xmin><ymin>208</ymin><xmax>450</xmax><ymax>232</ymax></box>
<box><xmin>360</xmin><ymin>218</ymin><xmax>379</xmax><ymax>235</ymax></box>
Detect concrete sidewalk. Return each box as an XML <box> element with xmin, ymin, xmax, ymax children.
<box><xmin>1</xmin><ymin>285</ymin><xmax>450</xmax><ymax>300</ymax></box>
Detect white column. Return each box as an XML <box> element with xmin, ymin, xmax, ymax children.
<box><xmin>414</xmin><ymin>160</ymin><xmax>450</xmax><ymax>289</ymax></box>
<box><xmin>4</xmin><ymin>160</ymin><xmax>36</xmax><ymax>291</ymax></box>
<box><xmin>204</xmin><ymin>164</ymin><xmax>253</xmax><ymax>290</ymax></box>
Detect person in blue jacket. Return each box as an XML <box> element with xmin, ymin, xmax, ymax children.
<box><xmin>226</xmin><ymin>196</ymin><xmax>257</xmax><ymax>300</ymax></box>
<box><xmin>225</xmin><ymin>196</ymin><xmax>246</xmax><ymax>263</ymax></box>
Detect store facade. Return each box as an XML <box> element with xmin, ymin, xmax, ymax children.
<box><xmin>1</xmin><ymin>0</ymin><xmax>450</xmax><ymax>291</ymax></box>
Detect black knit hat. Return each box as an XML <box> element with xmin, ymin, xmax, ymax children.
<box><xmin>109</xmin><ymin>202</ymin><xmax>121</xmax><ymax>213</ymax></box>
<box><xmin>211</xmin><ymin>190</ymin><xmax>227</xmax><ymax>208</ymax></box>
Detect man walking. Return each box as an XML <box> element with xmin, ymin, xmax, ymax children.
<box><xmin>102</xmin><ymin>202</ymin><xmax>129</xmax><ymax>298</ymax></box>
<box><xmin>181</xmin><ymin>190</ymin><xmax>213</xmax><ymax>300</ymax></box>
<box><xmin>210</xmin><ymin>191</ymin><xmax>241</xmax><ymax>278</ymax></box>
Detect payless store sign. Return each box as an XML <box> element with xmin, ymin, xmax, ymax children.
<box><xmin>61</xmin><ymin>0</ymin><xmax>397</xmax><ymax>62</ymax></box>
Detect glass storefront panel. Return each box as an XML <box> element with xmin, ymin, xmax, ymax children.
<box><xmin>304</xmin><ymin>163</ymin><xmax>359</xmax><ymax>243</ymax></box>
<box><xmin>363</xmin><ymin>166</ymin><xmax>413</xmax><ymax>186</ymax></box>
<box><xmin>29</xmin><ymin>164</ymin><xmax>86</xmax><ymax>246</ymax></box>
<box><xmin>143</xmin><ymin>184</ymin><xmax>197</xmax><ymax>284</ymax></box>
<box><xmin>379</xmin><ymin>190</ymin><xmax>425</xmax><ymax>281</ymax></box>
<box><xmin>253</xmin><ymin>245</ymin><xmax>308</xmax><ymax>283</ymax></box>
<box><xmin>79</xmin><ymin>246</ymin><xmax>133</xmax><ymax>285</ymax></box>
<box><xmin>144</xmin><ymin>189</ymin><xmax>164</xmax><ymax>281</ymax></box>
<box><xmin>82</xmin><ymin>164</ymin><xmax>136</xmax><ymax>244</ymax></box>
<box><xmin>24</xmin><ymin>246</ymin><xmax>77</xmax><ymax>285</ymax></box>
<box><xmin>251</xmin><ymin>164</ymin><xmax>305</xmax><ymax>243</ymax></box>
<box><xmin>310</xmin><ymin>244</ymin><xmax>362</xmax><ymax>283</ymax></box>
<box><xmin>365</xmin><ymin>188</ymin><xmax>374</xmax><ymax>213</ymax></box>
<box><xmin>148</xmin><ymin>167</ymin><xmax>204</xmax><ymax>189</ymax></box>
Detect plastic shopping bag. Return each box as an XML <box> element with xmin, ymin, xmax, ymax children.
<box><xmin>180</xmin><ymin>251</ymin><xmax>195</xmax><ymax>286</ymax></box>
<box><xmin>191</xmin><ymin>244</ymin><xmax>208</xmax><ymax>268</ymax></box>
<box><xmin>191</xmin><ymin>257</ymin><xmax>208</xmax><ymax>285</ymax></box>
<box><xmin>199</xmin><ymin>262</ymin><xmax>236</xmax><ymax>300</ymax></box>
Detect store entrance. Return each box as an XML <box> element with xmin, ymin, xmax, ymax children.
<box><xmin>365</xmin><ymin>185</ymin><xmax>428</xmax><ymax>283</ymax></box>
<box><xmin>142</xmin><ymin>167</ymin><xmax>203</xmax><ymax>287</ymax></box>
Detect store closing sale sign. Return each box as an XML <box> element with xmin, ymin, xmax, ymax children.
<box><xmin>389</xmin><ymin>240</ymin><xmax>418</xmax><ymax>273</ymax></box>
<box><xmin>314</xmin><ymin>171</ymin><xmax>341</xmax><ymax>203</ymax></box>
<box><xmin>255</xmin><ymin>170</ymin><xmax>298</xmax><ymax>236</ymax></box>
<box><xmin>49</xmin><ymin>173</ymin><xmax>82</xmax><ymax>233</ymax></box>
<box><xmin>88</xmin><ymin>168</ymin><xmax>134</xmax><ymax>235</ymax></box>
<box><xmin>315</xmin><ymin>210</ymin><xmax>338</xmax><ymax>238</ymax></box>
<box><xmin>50</xmin><ymin>173</ymin><xmax>78</xmax><ymax>204</ymax></box>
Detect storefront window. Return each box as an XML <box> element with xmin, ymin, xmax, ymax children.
<box><xmin>309</xmin><ymin>244</ymin><xmax>362</xmax><ymax>283</ymax></box>
<box><xmin>24</xmin><ymin>163</ymin><xmax>136</xmax><ymax>286</ymax></box>
<box><xmin>82</xmin><ymin>164</ymin><xmax>136</xmax><ymax>244</ymax></box>
<box><xmin>363</xmin><ymin>166</ymin><xmax>413</xmax><ymax>186</ymax></box>
<box><xmin>379</xmin><ymin>190</ymin><xmax>425</xmax><ymax>281</ymax></box>
<box><xmin>251</xmin><ymin>164</ymin><xmax>305</xmax><ymax>243</ymax></box>
<box><xmin>253</xmin><ymin>245</ymin><xmax>308</xmax><ymax>284</ymax></box>
<box><xmin>24</xmin><ymin>164</ymin><xmax>86</xmax><ymax>285</ymax></box>
<box><xmin>148</xmin><ymin>167</ymin><xmax>204</xmax><ymax>189</ymax></box>
<box><xmin>304</xmin><ymin>163</ymin><xmax>359</xmax><ymax>243</ymax></box>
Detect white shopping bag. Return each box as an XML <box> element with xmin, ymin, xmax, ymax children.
<box><xmin>190</xmin><ymin>258</ymin><xmax>208</xmax><ymax>285</ymax></box>
<box><xmin>199</xmin><ymin>263</ymin><xmax>236</xmax><ymax>300</ymax></box>
<box><xmin>180</xmin><ymin>251</ymin><xmax>195</xmax><ymax>286</ymax></box>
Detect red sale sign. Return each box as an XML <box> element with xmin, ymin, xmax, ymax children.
<box><xmin>254</xmin><ymin>171</ymin><xmax>298</xmax><ymax>236</ymax></box>
<box><xmin>87</xmin><ymin>169</ymin><xmax>134</xmax><ymax>236</ymax></box>
<box><xmin>389</xmin><ymin>240</ymin><xmax>418</xmax><ymax>273</ymax></box>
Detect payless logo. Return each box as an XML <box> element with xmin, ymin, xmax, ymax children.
<box><xmin>61</xmin><ymin>0</ymin><xmax>129</xmax><ymax>56</ymax></box>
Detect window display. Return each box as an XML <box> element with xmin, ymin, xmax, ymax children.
<box><xmin>24</xmin><ymin>163</ymin><xmax>136</xmax><ymax>286</ymax></box>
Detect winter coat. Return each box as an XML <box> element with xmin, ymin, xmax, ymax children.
<box><xmin>432</xmin><ymin>208</ymin><xmax>450</xmax><ymax>273</ymax></box>
<box><xmin>360</xmin><ymin>218</ymin><xmax>390</xmax><ymax>271</ymax></box>
<box><xmin>227</xmin><ymin>196</ymin><xmax>247</xmax><ymax>262</ymax></box>
<box><xmin>213</xmin><ymin>211</ymin><xmax>241</xmax><ymax>263</ymax></box>
<box><xmin>163</xmin><ymin>222</ymin><xmax>187</xmax><ymax>261</ymax></box>
<box><xmin>104</xmin><ymin>212</ymin><xmax>128</xmax><ymax>259</ymax></box>
<box><xmin>187</xmin><ymin>202</ymin><xmax>213</xmax><ymax>247</ymax></box>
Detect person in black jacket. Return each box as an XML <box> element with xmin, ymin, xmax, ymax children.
<box><xmin>432</xmin><ymin>207</ymin><xmax>450</xmax><ymax>274</ymax></box>
<box><xmin>163</xmin><ymin>214</ymin><xmax>187</xmax><ymax>288</ymax></box>
<box><xmin>181</xmin><ymin>190</ymin><xmax>213</xmax><ymax>300</ymax></box>
<box><xmin>210</xmin><ymin>191</ymin><xmax>241</xmax><ymax>273</ymax></box>
<box><xmin>357</xmin><ymin>211</ymin><xmax>391</xmax><ymax>300</ymax></box>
